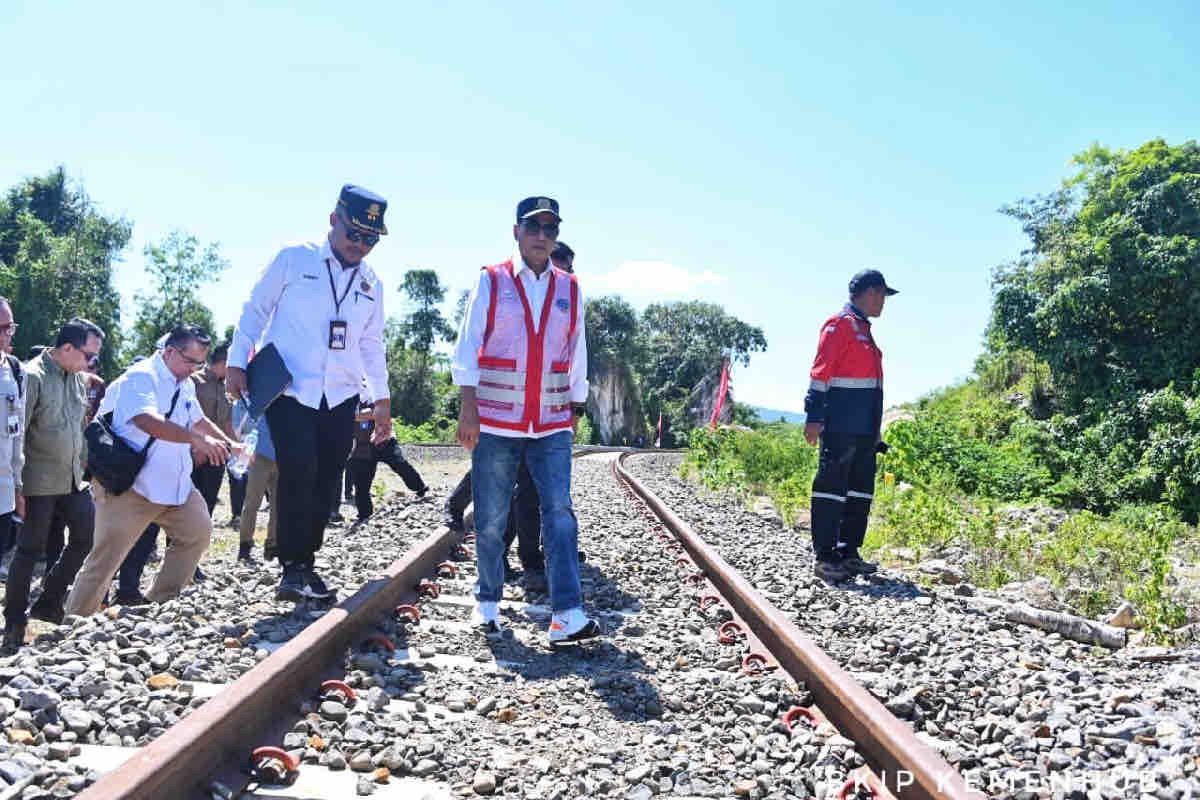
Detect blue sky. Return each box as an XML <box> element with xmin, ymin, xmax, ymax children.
<box><xmin>2</xmin><ymin>1</ymin><xmax>1196</xmax><ymax>411</ymax></box>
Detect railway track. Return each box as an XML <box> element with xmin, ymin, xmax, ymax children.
<box><xmin>10</xmin><ymin>448</ymin><xmax>979</xmax><ymax>799</ymax></box>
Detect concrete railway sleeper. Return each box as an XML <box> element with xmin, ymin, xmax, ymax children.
<box><xmin>1</xmin><ymin>447</ymin><xmax>975</xmax><ymax>799</ymax></box>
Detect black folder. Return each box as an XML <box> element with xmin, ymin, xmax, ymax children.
<box><xmin>244</xmin><ymin>342</ymin><xmax>293</xmax><ymax>420</ymax></box>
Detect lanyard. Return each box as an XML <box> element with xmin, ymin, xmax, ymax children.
<box><xmin>325</xmin><ymin>258</ymin><xmax>360</xmax><ymax>319</ymax></box>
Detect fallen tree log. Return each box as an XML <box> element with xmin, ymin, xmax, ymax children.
<box><xmin>953</xmin><ymin>595</ymin><xmax>1127</xmax><ymax>649</ymax></box>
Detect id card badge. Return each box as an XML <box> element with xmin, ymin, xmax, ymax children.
<box><xmin>6</xmin><ymin>414</ymin><xmax>19</xmax><ymax>438</ymax></box>
<box><xmin>329</xmin><ymin>320</ymin><xmax>348</xmax><ymax>351</ymax></box>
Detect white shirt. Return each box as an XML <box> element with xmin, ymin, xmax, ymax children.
<box><xmin>451</xmin><ymin>253</ymin><xmax>588</xmax><ymax>439</ymax></box>
<box><xmin>99</xmin><ymin>355</ymin><xmax>204</xmax><ymax>506</ymax></box>
<box><xmin>229</xmin><ymin>237</ymin><xmax>388</xmax><ymax>410</ymax></box>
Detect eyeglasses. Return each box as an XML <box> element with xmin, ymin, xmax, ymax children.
<box><xmin>82</xmin><ymin>351</ymin><xmax>101</xmax><ymax>368</ymax></box>
<box><xmin>520</xmin><ymin>219</ymin><xmax>559</xmax><ymax>239</ymax></box>
<box><xmin>169</xmin><ymin>347</ymin><xmax>205</xmax><ymax>368</ymax></box>
<box><xmin>0</xmin><ymin>323</ymin><xmax>18</xmax><ymax>336</ymax></box>
<box><xmin>344</xmin><ymin>227</ymin><xmax>379</xmax><ymax>246</ymax></box>
<box><xmin>339</xmin><ymin>215</ymin><xmax>379</xmax><ymax>246</ymax></box>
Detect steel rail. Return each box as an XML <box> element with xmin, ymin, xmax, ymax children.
<box><xmin>614</xmin><ymin>453</ymin><xmax>981</xmax><ymax>800</ymax></box>
<box><xmin>75</xmin><ymin>525</ymin><xmax>457</xmax><ymax>800</ymax></box>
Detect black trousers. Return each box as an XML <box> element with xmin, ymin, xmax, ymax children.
<box><xmin>446</xmin><ymin>465</ymin><xmax>543</xmax><ymax>569</ymax></box>
<box><xmin>446</xmin><ymin>471</ymin><xmax>472</xmax><ymax>521</ymax></box>
<box><xmin>5</xmin><ymin>488</ymin><xmax>95</xmax><ymax>627</ymax></box>
<box><xmin>504</xmin><ymin>461</ymin><xmax>543</xmax><ymax>572</ymax></box>
<box><xmin>347</xmin><ymin>441</ymin><xmax>427</xmax><ymax>520</ymax></box>
<box><xmin>193</xmin><ymin>464</ymin><xmax>248</xmax><ymax>518</ymax></box>
<box><xmin>266</xmin><ymin>395</ymin><xmax>357</xmax><ymax>567</ymax></box>
<box><xmin>810</xmin><ymin>432</ymin><xmax>877</xmax><ymax>561</ymax></box>
<box><xmin>118</xmin><ymin>524</ymin><xmax>160</xmax><ymax>597</ymax></box>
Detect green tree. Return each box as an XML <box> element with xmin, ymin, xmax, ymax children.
<box><xmin>989</xmin><ymin>139</ymin><xmax>1200</xmax><ymax>413</ymax></box>
<box><xmin>585</xmin><ymin>296</ymin><xmax>639</xmax><ymax>368</ymax></box>
<box><xmin>391</xmin><ymin>270</ymin><xmax>456</xmax><ymax>424</ymax></box>
<box><xmin>0</xmin><ymin>168</ymin><xmax>129</xmax><ymax>377</ymax></box>
<box><xmin>637</xmin><ymin>300</ymin><xmax>766</xmax><ymax>444</ymax></box>
<box><xmin>127</xmin><ymin>231</ymin><xmax>228</xmax><ymax>359</ymax></box>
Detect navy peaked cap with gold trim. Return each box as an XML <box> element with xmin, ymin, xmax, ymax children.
<box><xmin>516</xmin><ymin>196</ymin><xmax>561</xmax><ymax>222</ymax></box>
<box><xmin>337</xmin><ymin>184</ymin><xmax>388</xmax><ymax>235</ymax></box>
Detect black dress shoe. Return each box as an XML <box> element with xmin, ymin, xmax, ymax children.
<box><xmin>302</xmin><ymin>568</ymin><xmax>337</xmax><ymax>602</ymax></box>
<box><xmin>112</xmin><ymin>590</ymin><xmax>150</xmax><ymax>607</ymax></box>
<box><xmin>28</xmin><ymin>598</ymin><xmax>65</xmax><ymax>625</ymax></box>
<box><xmin>237</xmin><ymin>541</ymin><xmax>259</xmax><ymax>565</ymax></box>
<box><xmin>275</xmin><ymin>564</ymin><xmax>307</xmax><ymax>603</ymax></box>
<box><xmin>1</xmin><ymin>623</ymin><xmax>26</xmax><ymax>654</ymax></box>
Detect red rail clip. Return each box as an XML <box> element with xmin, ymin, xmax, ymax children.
<box><xmin>838</xmin><ymin>778</ymin><xmax>879</xmax><ymax>799</ymax></box>
<box><xmin>436</xmin><ymin>562</ymin><xmax>458</xmax><ymax>578</ymax></box>
<box><xmin>741</xmin><ymin>653</ymin><xmax>769</xmax><ymax>675</ymax></box>
<box><xmin>320</xmin><ymin>680</ymin><xmax>356</xmax><ymax>704</ymax></box>
<box><xmin>717</xmin><ymin>621</ymin><xmax>745</xmax><ymax>645</ymax></box>
<box><xmin>394</xmin><ymin>604</ymin><xmax>421</xmax><ymax>624</ymax></box>
<box><xmin>249</xmin><ymin>746</ymin><xmax>299</xmax><ymax>785</ymax></box>
<box><xmin>781</xmin><ymin>705</ymin><xmax>819</xmax><ymax>731</ymax></box>
<box><xmin>417</xmin><ymin>579</ymin><xmax>441</xmax><ymax>598</ymax></box>
<box><xmin>363</xmin><ymin>634</ymin><xmax>396</xmax><ymax>653</ymax></box>
<box><xmin>698</xmin><ymin>594</ymin><xmax>722</xmax><ymax>611</ymax></box>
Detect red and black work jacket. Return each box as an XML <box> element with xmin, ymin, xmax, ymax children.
<box><xmin>804</xmin><ymin>303</ymin><xmax>884</xmax><ymax>436</ymax></box>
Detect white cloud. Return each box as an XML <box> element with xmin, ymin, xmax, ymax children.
<box><xmin>588</xmin><ymin>261</ymin><xmax>726</xmax><ymax>297</ymax></box>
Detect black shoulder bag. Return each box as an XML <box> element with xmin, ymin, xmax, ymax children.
<box><xmin>85</xmin><ymin>388</ymin><xmax>181</xmax><ymax>496</ymax></box>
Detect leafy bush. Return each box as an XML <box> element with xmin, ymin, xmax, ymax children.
<box><xmin>392</xmin><ymin>416</ymin><xmax>457</xmax><ymax>444</ymax></box>
<box><xmin>683</xmin><ymin>424</ymin><xmax>817</xmax><ymax>524</ymax></box>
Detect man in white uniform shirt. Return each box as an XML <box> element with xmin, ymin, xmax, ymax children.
<box><xmin>453</xmin><ymin>196</ymin><xmax>599</xmax><ymax>645</ymax></box>
<box><xmin>65</xmin><ymin>325</ymin><xmax>234</xmax><ymax>617</ymax></box>
<box><xmin>226</xmin><ymin>185</ymin><xmax>392</xmax><ymax>603</ymax></box>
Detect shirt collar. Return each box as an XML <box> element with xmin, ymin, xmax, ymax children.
<box><xmin>513</xmin><ymin>251</ymin><xmax>553</xmax><ymax>281</ymax></box>
<box><xmin>41</xmin><ymin>349</ymin><xmax>64</xmax><ymax>377</ymax></box>
<box><xmin>321</xmin><ymin>236</ymin><xmax>376</xmax><ymax>284</ymax></box>
<box><xmin>845</xmin><ymin>302</ymin><xmax>870</xmax><ymax>322</ymax></box>
<box><xmin>152</xmin><ymin>353</ymin><xmax>188</xmax><ymax>387</ymax></box>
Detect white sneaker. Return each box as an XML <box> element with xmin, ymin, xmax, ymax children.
<box><xmin>548</xmin><ymin>607</ymin><xmax>601</xmax><ymax>646</ymax></box>
<box><xmin>469</xmin><ymin>601</ymin><xmax>501</xmax><ymax>633</ymax></box>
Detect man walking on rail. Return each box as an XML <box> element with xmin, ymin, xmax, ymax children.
<box><xmin>453</xmin><ymin>196</ymin><xmax>598</xmax><ymax>644</ymax></box>
<box><xmin>226</xmin><ymin>185</ymin><xmax>391</xmax><ymax>603</ymax></box>
<box><xmin>804</xmin><ymin>269</ymin><xmax>897</xmax><ymax>583</ymax></box>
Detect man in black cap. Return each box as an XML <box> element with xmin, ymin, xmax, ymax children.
<box><xmin>227</xmin><ymin>185</ymin><xmax>392</xmax><ymax>602</ymax></box>
<box><xmin>451</xmin><ymin>196</ymin><xmax>599</xmax><ymax>645</ymax></box>
<box><xmin>803</xmin><ymin>269</ymin><xmax>897</xmax><ymax>583</ymax></box>
<box><xmin>550</xmin><ymin>241</ymin><xmax>575</xmax><ymax>274</ymax></box>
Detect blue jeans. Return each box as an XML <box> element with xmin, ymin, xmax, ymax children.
<box><xmin>472</xmin><ymin>431</ymin><xmax>580</xmax><ymax>612</ymax></box>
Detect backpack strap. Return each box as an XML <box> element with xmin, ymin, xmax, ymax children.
<box><xmin>6</xmin><ymin>355</ymin><xmax>22</xmax><ymax>399</ymax></box>
<box><xmin>138</xmin><ymin>388</ymin><xmax>183</xmax><ymax>455</ymax></box>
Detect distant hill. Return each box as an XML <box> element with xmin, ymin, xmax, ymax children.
<box><xmin>752</xmin><ymin>405</ymin><xmax>806</xmax><ymax>425</ymax></box>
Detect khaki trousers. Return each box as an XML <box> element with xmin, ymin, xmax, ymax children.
<box><xmin>238</xmin><ymin>456</ymin><xmax>278</xmax><ymax>547</ymax></box>
<box><xmin>65</xmin><ymin>485</ymin><xmax>212</xmax><ymax>618</ymax></box>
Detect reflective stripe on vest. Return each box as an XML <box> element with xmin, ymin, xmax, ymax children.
<box><xmin>475</xmin><ymin>261</ymin><xmax>579</xmax><ymax>432</ymax></box>
<box><xmin>828</xmin><ymin>377</ymin><xmax>880</xmax><ymax>389</ymax></box>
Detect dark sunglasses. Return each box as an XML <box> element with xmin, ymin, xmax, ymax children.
<box><xmin>344</xmin><ymin>227</ymin><xmax>379</xmax><ymax>246</ymax></box>
<box><xmin>521</xmin><ymin>219</ymin><xmax>559</xmax><ymax>239</ymax></box>
<box><xmin>338</xmin><ymin>215</ymin><xmax>379</xmax><ymax>246</ymax></box>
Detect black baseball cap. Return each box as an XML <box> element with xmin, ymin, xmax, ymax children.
<box><xmin>337</xmin><ymin>184</ymin><xmax>388</xmax><ymax>235</ymax></box>
<box><xmin>517</xmin><ymin>196</ymin><xmax>561</xmax><ymax>222</ymax></box>
<box><xmin>848</xmin><ymin>269</ymin><xmax>898</xmax><ymax>296</ymax></box>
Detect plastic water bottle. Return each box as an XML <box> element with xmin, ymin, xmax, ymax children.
<box><xmin>227</xmin><ymin>427</ymin><xmax>258</xmax><ymax>478</ymax></box>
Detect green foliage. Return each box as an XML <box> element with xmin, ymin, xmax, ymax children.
<box><xmin>990</xmin><ymin>139</ymin><xmax>1200</xmax><ymax>413</ymax></box>
<box><xmin>392</xmin><ymin>416</ymin><xmax>457</xmax><ymax>444</ymax></box>
<box><xmin>638</xmin><ymin>300</ymin><xmax>766</xmax><ymax>446</ymax></box>
<box><xmin>683</xmin><ymin>424</ymin><xmax>817</xmax><ymax>524</ymax></box>
<box><xmin>0</xmin><ymin>168</ymin><xmax>129</xmax><ymax>377</ymax></box>
<box><xmin>575</xmin><ymin>413</ymin><xmax>596</xmax><ymax>445</ymax></box>
<box><xmin>390</xmin><ymin>270</ymin><xmax>458</xmax><ymax>426</ymax></box>
<box><xmin>128</xmin><ymin>231</ymin><xmax>228</xmax><ymax>360</ymax></box>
